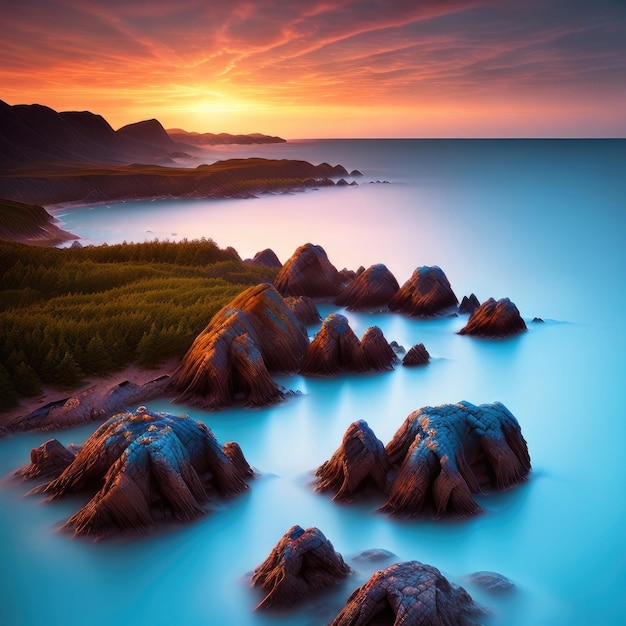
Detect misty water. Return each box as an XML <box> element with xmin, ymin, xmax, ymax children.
<box><xmin>2</xmin><ymin>140</ymin><xmax>625</xmax><ymax>625</ymax></box>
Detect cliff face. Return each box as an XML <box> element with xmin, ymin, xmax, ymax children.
<box><xmin>0</xmin><ymin>198</ymin><xmax>76</xmax><ymax>245</ymax></box>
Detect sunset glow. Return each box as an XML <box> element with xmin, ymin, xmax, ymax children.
<box><xmin>2</xmin><ymin>0</ymin><xmax>625</xmax><ymax>137</ymax></box>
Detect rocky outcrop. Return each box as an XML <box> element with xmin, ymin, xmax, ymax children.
<box><xmin>300</xmin><ymin>314</ymin><xmax>364</xmax><ymax>375</ymax></box>
<box><xmin>284</xmin><ymin>295</ymin><xmax>321</xmax><ymax>325</ymax></box>
<box><xmin>22</xmin><ymin>408</ymin><xmax>252</xmax><ymax>538</ymax></box>
<box><xmin>15</xmin><ymin>438</ymin><xmax>76</xmax><ymax>481</ymax></box>
<box><xmin>389</xmin><ymin>265</ymin><xmax>458</xmax><ymax>316</ymax></box>
<box><xmin>382</xmin><ymin>401</ymin><xmax>531</xmax><ymax>518</ymax></box>
<box><xmin>300</xmin><ymin>315</ymin><xmax>396</xmax><ymax>375</ymax></box>
<box><xmin>330</xmin><ymin>560</ymin><xmax>480</xmax><ymax>626</ymax></box>
<box><xmin>458</xmin><ymin>297</ymin><xmax>527</xmax><ymax>337</ymax></box>
<box><xmin>245</xmin><ymin>248</ymin><xmax>282</xmax><ymax>268</ymax></box>
<box><xmin>274</xmin><ymin>243</ymin><xmax>342</xmax><ymax>298</ymax></box>
<box><xmin>316</xmin><ymin>420</ymin><xmax>390</xmax><ymax>502</ymax></box>
<box><xmin>402</xmin><ymin>343</ymin><xmax>430</xmax><ymax>366</ymax></box>
<box><xmin>316</xmin><ymin>402</ymin><xmax>530</xmax><ymax>519</ymax></box>
<box><xmin>334</xmin><ymin>263</ymin><xmax>399</xmax><ymax>311</ymax></box>
<box><xmin>459</xmin><ymin>293</ymin><xmax>480</xmax><ymax>315</ymax></box>
<box><xmin>360</xmin><ymin>326</ymin><xmax>398</xmax><ymax>371</ymax></box>
<box><xmin>467</xmin><ymin>571</ymin><xmax>516</xmax><ymax>594</ymax></box>
<box><xmin>170</xmin><ymin>283</ymin><xmax>309</xmax><ymax>408</ymax></box>
<box><xmin>252</xmin><ymin>525</ymin><xmax>350</xmax><ymax>609</ymax></box>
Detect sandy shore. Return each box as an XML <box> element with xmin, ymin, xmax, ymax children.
<box><xmin>0</xmin><ymin>358</ymin><xmax>179</xmax><ymax>432</ymax></box>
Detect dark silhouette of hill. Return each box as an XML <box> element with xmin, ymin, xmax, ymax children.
<box><xmin>168</xmin><ymin>128</ymin><xmax>285</xmax><ymax>145</ymax></box>
<box><xmin>117</xmin><ymin>119</ymin><xmax>195</xmax><ymax>154</ymax></box>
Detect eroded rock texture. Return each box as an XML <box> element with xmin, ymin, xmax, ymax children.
<box><xmin>334</xmin><ymin>263</ymin><xmax>399</xmax><ymax>311</ymax></box>
<box><xmin>459</xmin><ymin>293</ymin><xmax>481</xmax><ymax>315</ymax></box>
<box><xmin>252</xmin><ymin>525</ymin><xmax>350</xmax><ymax>609</ymax></box>
<box><xmin>458</xmin><ymin>297</ymin><xmax>527</xmax><ymax>337</ymax></box>
<box><xmin>300</xmin><ymin>316</ymin><xmax>396</xmax><ymax>375</ymax></box>
<box><xmin>330</xmin><ymin>560</ymin><xmax>480</xmax><ymax>626</ymax></box>
<box><xmin>316</xmin><ymin>402</ymin><xmax>530</xmax><ymax>519</ymax></box>
<box><xmin>23</xmin><ymin>408</ymin><xmax>252</xmax><ymax>538</ymax></box>
<box><xmin>170</xmin><ymin>283</ymin><xmax>309</xmax><ymax>408</ymax></box>
<box><xmin>16</xmin><ymin>438</ymin><xmax>76</xmax><ymax>481</ymax></box>
<box><xmin>401</xmin><ymin>343</ymin><xmax>430</xmax><ymax>366</ymax></box>
<box><xmin>246</xmin><ymin>248</ymin><xmax>282</xmax><ymax>268</ymax></box>
<box><xmin>382</xmin><ymin>401</ymin><xmax>531</xmax><ymax>518</ymax></box>
<box><xmin>316</xmin><ymin>420</ymin><xmax>390</xmax><ymax>502</ymax></box>
<box><xmin>274</xmin><ymin>243</ymin><xmax>342</xmax><ymax>298</ymax></box>
<box><xmin>389</xmin><ymin>265</ymin><xmax>458</xmax><ymax>317</ymax></box>
<box><xmin>284</xmin><ymin>295</ymin><xmax>321</xmax><ymax>326</ymax></box>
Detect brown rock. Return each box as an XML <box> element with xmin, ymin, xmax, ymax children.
<box><xmin>334</xmin><ymin>263</ymin><xmax>399</xmax><ymax>311</ymax></box>
<box><xmin>252</xmin><ymin>525</ymin><xmax>350</xmax><ymax>609</ymax></box>
<box><xmin>459</xmin><ymin>293</ymin><xmax>480</xmax><ymax>315</ymax></box>
<box><xmin>246</xmin><ymin>248</ymin><xmax>282</xmax><ymax>268</ymax></box>
<box><xmin>360</xmin><ymin>326</ymin><xmax>398</xmax><ymax>371</ymax></box>
<box><xmin>402</xmin><ymin>343</ymin><xmax>430</xmax><ymax>366</ymax></box>
<box><xmin>389</xmin><ymin>265</ymin><xmax>458</xmax><ymax>316</ymax></box>
<box><xmin>458</xmin><ymin>297</ymin><xmax>527</xmax><ymax>337</ymax></box>
<box><xmin>16</xmin><ymin>438</ymin><xmax>76</xmax><ymax>481</ymax></box>
<box><xmin>284</xmin><ymin>295</ymin><xmax>321</xmax><ymax>325</ymax></box>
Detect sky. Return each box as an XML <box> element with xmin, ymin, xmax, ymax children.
<box><xmin>2</xmin><ymin>0</ymin><xmax>626</xmax><ymax>138</ymax></box>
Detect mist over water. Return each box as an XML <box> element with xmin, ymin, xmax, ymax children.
<box><xmin>2</xmin><ymin>140</ymin><xmax>625</xmax><ymax>625</ymax></box>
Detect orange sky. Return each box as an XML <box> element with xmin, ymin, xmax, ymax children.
<box><xmin>2</xmin><ymin>0</ymin><xmax>625</xmax><ymax>137</ymax></box>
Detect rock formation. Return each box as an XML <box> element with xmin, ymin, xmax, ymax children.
<box><xmin>402</xmin><ymin>343</ymin><xmax>430</xmax><ymax>366</ymax></box>
<box><xmin>334</xmin><ymin>263</ymin><xmax>400</xmax><ymax>311</ymax></box>
<box><xmin>382</xmin><ymin>401</ymin><xmax>531</xmax><ymax>518</ymax></box>
<box><xmin>299</xmin><ymin>316</ymin><xmax>396</xmax><ymax>375</ymax></box>
<box><xmin>21</xmin><ymin>408</ymin><xmax>252</xmax><ymax>538</ymax></box>
<box><xmin>274</xmin><ymin>243</ymin><xmax>343</xmax><ymax>298</ymax></box>
<box><xmin>360</xmin><ymin>326</ymin><xmax>398</xmax><ymax>371</ymax></box>
<box><xmin>389</xmin><ymin>265</ymin><xmax>458</xmax><ymax>317</ymax></box>
<box><xmin>245</xmin><ymin>248</ymin><xmax>282</xmax><ymax>268</ymax></box>
<box><xmin>330</xmin><ymin>560</ymin><xmax>480</xmax><ymax>626</ymax></box>
<box><xmin>15</xmin><ymin>438</ymin><xmax>76</xmax><ymax>481</ymax></box>
<box><xmin>467</xmin><ymin>571</ymin><xmax>516</xmax><ymax>594</ymax></box>
<box><xmin>315</xmin><ymin>420</ymin><xmax>390</xmax><ymax>501</ymax></box>
<box><xmin>316</xmin><ymin>402</ymin><xmax>530</xmax><ymax>519</ymax></box>
<box><xmin>170</xmin><ymin>283</ymin><xmax>309</xmax><ymax>408</ymax></box>
<box><xmin>459</xmin><ymin>293</ymin><xmax>481</xmax><ymax>315</ymax></box>
<box><xmin>458</xmin><ymin>297</ymin><xmax>527</xmax><ymax>337</ymax></box>
<box><xmin>252</xmin><ymin>525</ymin><xmax>350</xmax><ymax>609</ymax></box>
<box><xmin>300</xmin><ymin>314</ymin><xmax>365</xmax><ymax>375</ymax></box>
<box><xmin>284</xmin><ymin>295</ymin><xmax>321</xmax><ymax>325</ymax></box>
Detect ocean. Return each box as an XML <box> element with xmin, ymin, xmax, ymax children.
<box><xmin>1</xmin><ymin>139</ymin><xmax>625</xmax><ymax>625</ymax></box>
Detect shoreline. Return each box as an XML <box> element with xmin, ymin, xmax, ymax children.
<box><xmin>0</xmin><ymin>359</ymin><xmax>179</xmax><ymax>434</ymax></box>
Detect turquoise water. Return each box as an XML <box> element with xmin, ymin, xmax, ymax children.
<box><xmin>2</xmin><ymin>140</ymin><xmax>626</xmax><ymax>625</ymax></box>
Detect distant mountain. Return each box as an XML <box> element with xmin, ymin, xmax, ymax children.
<box><xmin>117</xmin><ymin>119</ymin><xmax>179</xmax><ymax>150</ymax></box>
<box><xmin>167</xmin><ymin>128</ymin><xmax>285</xmax><ymax>146</ymax></box>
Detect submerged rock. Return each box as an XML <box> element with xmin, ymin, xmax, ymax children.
<box><xmin>330</xmin><ymin>560</ymin><xmax>480</xmax><ymax>626</ymax></box>
<box><xmin>315</xmin><ymin>420</ymin><xmax>390</xmax><ymax>502</ymax></box>
<box><xmin>252</xmin><ymin>525</ymin><xmax>350</xmax><ymax>609</ymax></box>
<box><xmin>458</xmin><ymin>297</ymin><xmax>527</xmax><ymax>337</ymax></box>
<box><xmin>467</xmin><ymin>571</ymin><xmax>516</xmax><ymax>594</ymax></box>
<box><xmin>459</xmin><ymin>293</ymin><xmax>481</xmax><ymax>314</ymax></box>
<box><xmin>21</xmin><ymin>408</ymin><xmax>252</xmax><ymax>538</ymax></box>
<box><xmin>317</xmin><ymin>402</ymin><xmax>530</xmax><ymax>520</ymax></box>
<box><xmin>389</xmin><ymin>265</ymin><xmax>458</xmax><ymax>317</ymax></box>
<box><xmin>401</xmin><ymin>343</ymin><xmax>430</xmax><ymax>366</ymax></box>
<box><xmin>382</xmin><ymin>401</ymin><xmax>531</xmax><ymax>518</ymax></box>
<box><xmin>300</xmin><ymin>316</ymin><xmax>396</xmax><ymax>375</ymax></box>
<box><xmin>170</xmin><ymin>283</ymin><xmax>308</xmax><ymax>408</ymax></box>
<box><xmin>274</xmin><ymin>243</ymin><xmax>342</xmax><ymax>298</ymax></box>
<box><xmin>334</xmin><ymin>263</ymin><xmax>399</xmax><ymax>311</ymax></box>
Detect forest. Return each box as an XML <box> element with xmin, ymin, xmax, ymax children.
<box><xmin>0</xmin><ymin>238</ymin><xmax>278</xmax><ymax>410</ymax></box>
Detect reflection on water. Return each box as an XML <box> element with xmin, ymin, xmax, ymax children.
<box><xmin>2</xmin><ymin>140</ymin><xmax>626</xmax><ymax>625</ymax></box>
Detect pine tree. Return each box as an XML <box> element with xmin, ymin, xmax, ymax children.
<box><xmin>84</xmin><ymin>334</ymin><xmax>114</xmax><ymax>375</ymax></box>
<box><xmin>53</xmin><ymin>351</ymin><xmax>83</xmax><ymax>387</ymax></box>
<box><xmin>0</xmin><ymin>363</ymin><xmax>18</xmax><ymax>410</ymax></box>
<box><xmin>13</xmin><ymin>361</ymin><xmax>42</xmax><ymax>397</ymax></box>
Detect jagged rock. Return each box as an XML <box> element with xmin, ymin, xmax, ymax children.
<box><xmin>170</xmin><ymin>283</ymin><xmax>308</xmax><ymax>408</ymax></box>
<box><xmin>459</xmin><ymin>293</ymin><xmax>480</xmax><ymax>314</ymax></box>
<box><xmin>252</xmin><ymin>525</ymin><xmax>350</xmax><ymax>609</ymax></box>
<box><xmin>390</xmin><ymin>340</ymin><xmax>406</xmax><ymax>355</ymax></box>
<box><xmin>22</xmin><ymin>408</ymin><xmax>252</xmax><ymax>538</ymax></box>
<box><xmin>467</xmin><ymin>571</ymin><xmax>516</xmax><ymax>594</ymax></box>
<box><xmin>246</xmin><ymin>248</ymin><xmax>282</xmax><ymax>268</ymax></box>
<box><xmin>458</xmin><ymin>297</ymin><xmax>527</xmax><ymax>337</ymax></box>
<box><xmin>402</xmin><ymin>343</ymin><xmax>430</xmax><ymax>366</ymax></box>
<box><xmin>315</xmin><ymin>420</ymin><xmax>390</xmax><ymax>502</ymax></box>
<box><xmin>284</xmin><ymin>295</ymin><xmax>321</xmax><ymax>325</ymax></box>
<box><xmin>334</xmin><ymin>263</ymin><xmax>400</xmax><ymax>311</ymax></box>
<box><xmin>382</xmin><ymin>401</ymin><xmax>531</xmax><ymax>519</ymax></box>
<box><xmin>300</xmin><ymin>314</ymin><xmax>365</xmax><ymax>375</ymax></box>
<box><xmin>389</xmin><ymin>265</ymin><xmax>458</xmax><ymax>316</ymax></box>
<box><xmin>360</xmin><ymin>326</ymin><xmax>398</xmax><ymax>371</ymax></box>
<box><xmin>339</xmin><ymin>267</ymin><xmax>358</xmax><ymax>284</ymax></box>
<box><xmin>15</xmin><ymin>438</ymin><xmax>76</xmax><ymax>481</ymax></box>
<box><xmin>274</xmin><ymin>243</ymin><xmax>342</xmax><ymax>298</ymax></box>
<box><xmin>330</xmin><ymin>560</ymin><xmax>480</xmax><ymax>626</ymax></box>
